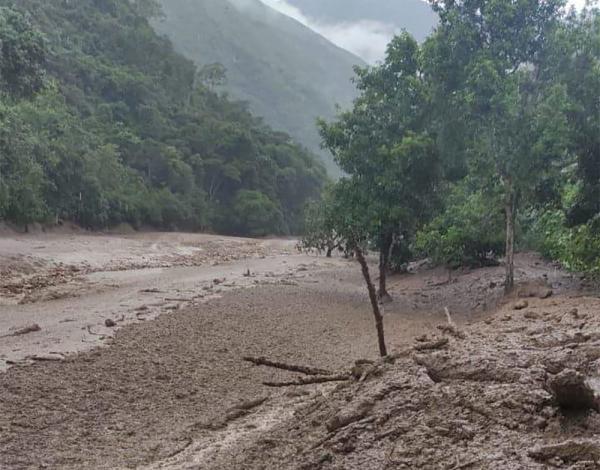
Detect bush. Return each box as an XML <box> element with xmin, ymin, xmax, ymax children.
<box><xmin>229</xmin><ymin>190</ymin><xmax>284</xmax><ymax>237</ymax></box>
<box><xmin>414</xmin><ymin>187</ymin><xmax>505</xmax><ymax>267</ymax></box>
<box><xmin>525</xmin><ymin>209</ymin><xmax>600</xmax><ymax>275</ymax></box>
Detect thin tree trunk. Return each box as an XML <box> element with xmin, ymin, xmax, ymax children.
<box><xmin>504</xmin><ymin>192</ymin><xmax>516</xmax><ymax>293</ymax></box>
<box><xmin>355</xmin><ymin>246</ymin><xmax>387</xmax><ymax>357</ymax></box>
<box><xmin>378</xmin><ymin>233</ymin><xmax>393</xmax><ymax>302</ymax></box>
<box><xmin>326</xmin><ymin>246</ymin><xmax>333</xmax><ymax>258</ymax></box>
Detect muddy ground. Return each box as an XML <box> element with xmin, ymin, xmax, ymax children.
<box><xmin>0</xmin><ymin>232</ymin><xmax>598</xmax><ymax>469</ymax></box>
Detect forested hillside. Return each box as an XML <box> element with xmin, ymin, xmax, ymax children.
<box><xmin>0</xmin><ymin>0</ymin><xmax>327</xmax><ymax>235</ymax></box>
<box><xmin>153</xmin><ymin>0</ymin><xmax>364</xmax><ymax>175</ymax></box>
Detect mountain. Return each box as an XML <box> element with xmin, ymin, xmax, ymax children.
<box><xmin>0</xmin><ymin>0</ymin><xmax>326</xmax><ymax>235</ymax></box>
<box><xmin>286</xmin><ymin>0</ymin><xmax>438</xmax><ymax>42</ymax></box>
<box><xmin>154</xmin><ymin>0</ymin><xmax>366</xmax><ymax>175</ymax></box>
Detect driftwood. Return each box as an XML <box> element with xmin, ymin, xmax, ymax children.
<box><xmin>243</xmin><ymin>356</ymin><xmax>333</xmax><ymax>376</ymax></box>
<box><xmin>414</xmin><ymin>337</ymin><xmax>449</xmax><ymax>351</ymax></box>
<box><xmin>263</xmin><ymin>374</ymin><xmax>350</xmax><ymax>387</ymax></box>
<box><xmin>1</xmin><ymin>323</ymin><xmax>41</xmax><ymax>338</ymax></box>
<box><xmin>225</xmin><ymin>396</ymin><xmax>269</xmax><ymax>422</ymax></box>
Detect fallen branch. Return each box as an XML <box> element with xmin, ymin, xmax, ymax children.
<box><xmin>263</xmin><ymin>374</ymin><xmax>350</xmax><ymax>387</ymax></box>
<box><xmin>444</xmin><ymin>307</ymin><xmax>457</xmax><ymax>329</ymax></box>
<box><xmin>414</xmin><ymin>337</ymin><xmax>449</xmax><ymax>351</ymax></box>
<box><xmin>0</xmin><ymin>323</ymin><xmax>41</xmax><ymax>338</ymax></box>
<box><xmin>28</xmin><ymin>354</ymin><xmax>64</xmax><ymax>362</ymax></box>
<box><xmin>243</xmin><ymin>356</ymin><xmax>333</xmax><ymax>376</ymax></box>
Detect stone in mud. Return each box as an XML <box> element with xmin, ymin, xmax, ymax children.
<box><xmin>513</xmin><ymin>300</ymin><xmax>529</xmax><ymax>310</ymax></box>
<box><xmin>548</xmin><ymin>369</ymin><xmax>599</xmax><ymax>412</ymax></box>
<box><xmin>105</xmin><ymin>319</ymin><xmax>117</xmax><ymax>328</ymax></box>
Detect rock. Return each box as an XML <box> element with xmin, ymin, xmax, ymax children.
<box><xmin>524</xmin><ymin>311</ymin><xmax>539</xmax><ymax>320</ymax></box>
<box><xmin>538</xmin><ymin>288</ymin><xmax>553</xmax><ymax>299</ymax></box>
<box><xmin>547</xmin><ymin>369</ymin><xmax>599</xmax><ymax>412</ymax></box>
<box><xmin>513</xmin><ymin>300</ymin><xmax>529</xmax><ymax>310</ymax></box>
<box><xmin>104</xmin><ymin>319</ymin><xmax>117</xmax><ymax>328</ymax></box>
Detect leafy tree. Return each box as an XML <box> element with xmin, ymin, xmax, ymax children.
<box><xmin>0</xmin><ymin>6</ymin><xmax>46</xmax><ymax>98</ymax></box>
<box><xmin>230</xmin><ymin>190</ymin><xmax>284</xmax><ymax>237</ymax></box>
<box><xmin>426</xmin><ymin>0</ymin><xmax>570</xmax><ymax>291</ymax></box>
<box><xmin>320</xmin><ymin>33</ymin><xmax>442</xmax><ymax>300</ymax></box>
<box><xmin>298</xmin><ymin>186</ymin><xmax>344</xmax><ymax>257</ymax></box>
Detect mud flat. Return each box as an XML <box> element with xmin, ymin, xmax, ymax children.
<box><xmin>0</xmin><ymin>232</ymin><xmax>596</xmax><ymax>469</ymax></box>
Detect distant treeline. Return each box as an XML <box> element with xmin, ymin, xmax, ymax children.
<box><xmin>0</xmin><ymin>0</ymin><xmax>327</xmax><ymax>236</ymax></box>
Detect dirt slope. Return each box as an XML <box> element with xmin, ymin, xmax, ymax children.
<box><xmin>181</xmin><ymin>294</ymin><xmax>600</xmax><ymax>470</ymax></box>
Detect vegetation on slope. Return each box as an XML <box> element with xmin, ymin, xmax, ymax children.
<box><xmin>0</xmin><ymin>0</ymin><xmax>327</xmax><ymax>235</ymax></box>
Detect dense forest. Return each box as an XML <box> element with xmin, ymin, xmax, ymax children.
<box><xmin>0</xmin><ymin>0</ymin><xmax>327</xmax><ymax>236</ymax></box>
<box><xmin>301</xmin><ymin>0</ymin><xmax>599</xmax><ymax>346</ymax></box>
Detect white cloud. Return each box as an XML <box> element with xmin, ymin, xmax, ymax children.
<box><xmin>259</xmin><ymin>0</ymin><xmax>593</xmax><ymax>64</ymax></box>
<box><xmin>258</xmin><ymin>0</ymin><xmax>395</xmax><ymax>63</ymax></box>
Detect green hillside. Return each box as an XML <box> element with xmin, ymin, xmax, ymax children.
<box><xmin>0</xmin><ymin>0</ymin><xmax>326</xmax><ymax>235</ymax></box>
<box><xmin>153</xmin><ymin>0</ymin><xmax>365</xmax><ymax>175</ymax></box>
<box><xmin>288</xmin><ymin>0</ymin><xmax>438</xmax><ymax>41</ymax></box>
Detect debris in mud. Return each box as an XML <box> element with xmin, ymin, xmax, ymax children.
<box><xmin>2</xmin><ymin>323</ymin><xmax>41</xmax><ymax>337</ymax></box>
<box><xmin>513</xmin><ymin>299</ymin><xmax>529</xmax><ymax>310</ymax></box>
<box><xmin>548</xmin><ymin>369</ymin><xmax>600</xmax><ymax>412</ymax></box>
<box><xmin>529</xmin><ymin>440</ymin><xmax>600</xmax><ymax>465</ymax></box>
<box><xmin>105</xmin><ymin>319</ymin><xmax>117</xmax><ymax>328</ymax></box>
<box><xmin>243</xmin><ymin>356</ymin><xmax>333</xmax><ymax>376</ymax></box>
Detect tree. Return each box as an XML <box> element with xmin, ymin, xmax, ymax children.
<box><xmin>299</xmin><ymin>187</ymin><xmax>343</xmax><ymax>257</ymax></box>
<box><xmin>426</xmin><ymin>0</ymin><xmax>570</xmax><ymax>292</ymax></box>
<box><xmin>319</xmin><ymin>33</ymin><xmax>442</xmax><ymax>300</ymax></box>
<box><xmin>0</xmin><ymin>7</ymin><xmax>46</xmax><ymax>99</ymax></box>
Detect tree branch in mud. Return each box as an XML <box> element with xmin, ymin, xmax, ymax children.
<box><xmin>243</xmin><ymin>356</ymin><xmax>333</xmax><ymax>376</ymax></box>
<box><xmin>263</xmin><ymin>374</ymin><xmax>350</xmax><ymax>387</ymax></box>
<box><xmin>355</xmin><ymin>246</ymin><xmax>388</xmax><ymax>357</ymax></box>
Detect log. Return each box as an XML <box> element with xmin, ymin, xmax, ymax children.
<box><xmin>243</xmin><ymin>356</ymin><xmax>333</xmax><ymax>376</ymax></box>
<box><xmin>548</xmin><ymin>369</ymin><xmax>599</xmax><ymax>411</ymax></box>
<box><xmin>414</xmin><ymin>337</ymin><xmax>449</xmax><ymax>351</ymax></box>
<box><xmin>1</xmin><ymin>323</ymin><xmax>41</xmax><ymax>338</ymax></box>
<box><xmin>263</xmin><ymin>374</ymin><xmax>350</xmax><ymax>387</ymax></box>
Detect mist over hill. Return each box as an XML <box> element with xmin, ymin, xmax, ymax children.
<box><xmin>154</xmin><ymin>0</ymin><xmax>366</xmax><ymax>175</ymax></box>
<box><xmin>268</xmin><ymin>0</ymin><xmax>438</xmax><ymax>62</ymax></box>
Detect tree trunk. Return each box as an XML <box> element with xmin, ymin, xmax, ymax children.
<box><xmin>355</xmin><ymin>246</ymin><xmax>388</xmax><ymax>357</ymax></box>
<box><xmin>326</xmin><ymin>246</ymin><xmax>333</xmax><ymax>258</ymax></box>
<box><xmin>504</xmin><ymin>192</ymin><xmax>516</xmax><ymax>293</ymax></box>
<box><xmin>378</xmin><ymin>233</ymin><xmax>393</xmax><ymax>302</ymax></box>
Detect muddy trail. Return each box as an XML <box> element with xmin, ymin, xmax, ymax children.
<box><xmin>0</xmin><ymin>233</ymin><xmax>597</xmax><ymax>469</ymax></box>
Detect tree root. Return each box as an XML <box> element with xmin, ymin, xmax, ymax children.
<box><xmin>263</xmin><ymin>374</ymin><xmax>350</xmax><ymax>387</ymax></box>
<box><xmin>243</xmin><ymin>356</ymin><xmax>333</xmax><ymax>376</ymax></box>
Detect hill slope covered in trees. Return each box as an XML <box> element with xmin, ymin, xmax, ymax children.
<box><xmin>0</xmin><ymin>0</ymin><xmax>327</xmax><ymax>235</ymax></box>
<box><xmin>153</xmin><ymin>0</ymin><xmax>365</xmax><ymax>175</ymax></box>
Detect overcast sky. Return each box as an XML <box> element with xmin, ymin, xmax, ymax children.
<box><xmin>259</xmin><ymin>0</ymin><xmax>592</xmax><ymax>63</ymax></box>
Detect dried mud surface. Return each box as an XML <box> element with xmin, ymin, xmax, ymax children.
<box><xmin>0</xmin><ymin>233</ymin><xmax>598</xmax><ymax>470</ymax></box>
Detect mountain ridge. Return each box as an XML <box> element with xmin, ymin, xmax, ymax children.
<box><xmin>154</xmin><ymin>0</ymin><xmax>366</xmax><ymax>175</ymax></box>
